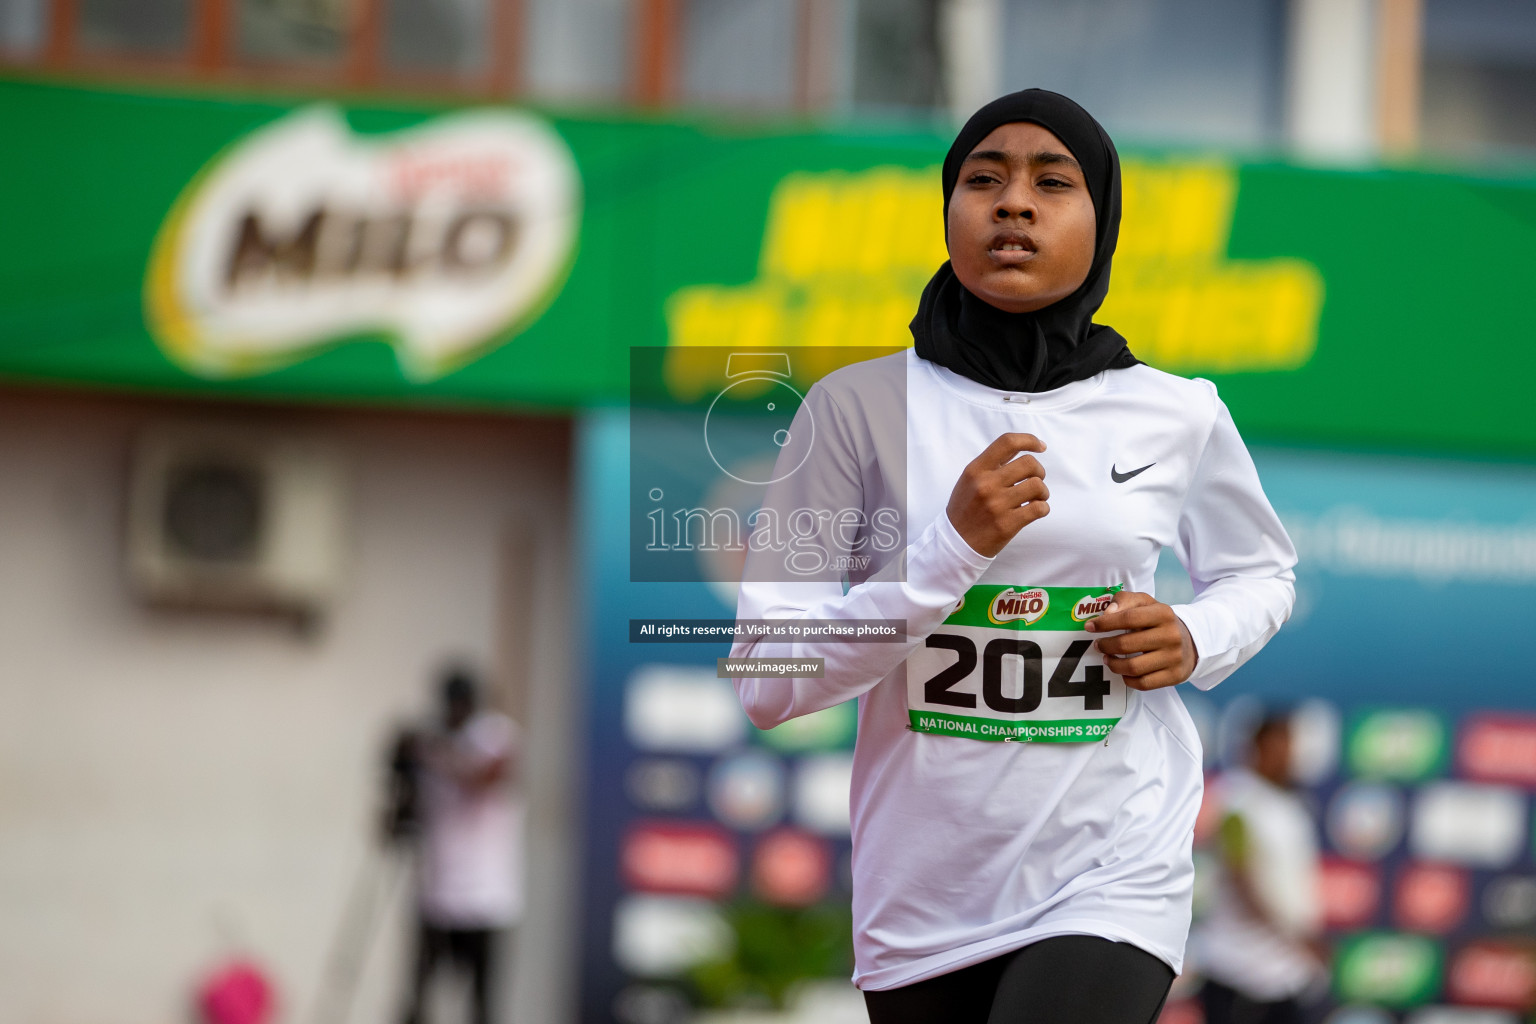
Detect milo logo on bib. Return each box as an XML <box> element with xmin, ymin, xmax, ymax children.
<box><xmin>1072</xmin><ymin>592</ymin><xmax>1115</xmax><ymax>621</ymax></box>
<box><xmin>907</xmin><ymin>584</ymin><xmax>1127</xmax><ymax>743</ymax></box>
<box><xmin>989</xmin><ymin>588</ymin><xmax>1048</xmax><ymax>625</ymax></box>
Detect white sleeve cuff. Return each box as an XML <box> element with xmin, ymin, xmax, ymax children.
<box><xmin>1170</xmin><ymin>601</ymin><xmax>1236</xmax><ymax>691</ymax></box>
<box><xmin>932</xmin><ymin>510</ymin><xmax>995</xmax><ymax>575</ymax></box>
<box><xmin>872</xmin><ymin>512</ymin><xmax>995</xmax><ymax>633</ymax></box>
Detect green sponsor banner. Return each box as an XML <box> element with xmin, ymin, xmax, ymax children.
<box><xmin>2</xmin><ymin>77</ymin><xmax>1536</xmax><ymax>458</ymax></box>
<box><xmin>1346</xmin><ymin>708</ymin><xmax>1450</xmax><ymax>782</ymax></box>
<box><xmin>944</xmin><ymin>584</ymin><xmax>1122</xmax><ymax>631</ymax></box>
<box><xmin>906</xmin><ymin>710</ymin><xmax>1118</xmax><ymax>743</ymax></box>
<box><xmin>1333</xmin><ymin>932</ymin><xmax>1443</xmax><ymax>1008</ymax></box>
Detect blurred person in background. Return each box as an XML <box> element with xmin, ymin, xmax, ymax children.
<box><xmin>1193</xmin><ymin>711</ymin><xmax>1324</xmax><ymax>1024</ymax></box>
<box><xmin>396</xmin><ymin>667</ymin><xmax>524</xmax><ymax>1024</ymax></box>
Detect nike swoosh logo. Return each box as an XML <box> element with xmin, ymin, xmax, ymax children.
<box><xmin>1111</xmin><ymin>462</ymin><xmax>1155</xmax><ymax>483</ymax></box>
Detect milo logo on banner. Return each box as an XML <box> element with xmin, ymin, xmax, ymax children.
<box><xmin>146</xmin><ymin>106</ymin><xmax>580</xmax><ymax>380</ymax></box>
<box><xmin>988</xmin><ymin>587</ymin><xmax>1048</xmax><ymax>625</ymax></box>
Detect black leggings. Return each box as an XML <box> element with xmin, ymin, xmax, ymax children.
<box><xmin>400</xmin><ymin>924</ymin><xmax>499</xmax><ymax>1024</ymax></box>
<box><xmin>1199</xmin><ymin>979</ymin><xmax>1304</xmax><ymax>1024</ymax></box>
<box><xmin>863</xmin><ymin>935</ymin><xmax>1174</xmax><ymax>1024</ymax></box>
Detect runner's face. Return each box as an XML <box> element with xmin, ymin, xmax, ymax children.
<box><xmin>946</xmin><ymin>122</ymin><xmax>1097</xmax><ymax>314</ymax></box>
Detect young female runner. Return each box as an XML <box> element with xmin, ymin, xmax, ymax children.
<box><xmin>730</xmin><ymin>89</ymin><xmax>1296</xmax><ymax>1024</ymax></box>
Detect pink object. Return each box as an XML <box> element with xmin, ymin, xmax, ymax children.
<box><xmin>623</xmin><ymin>821</ymin><xmax>740</xmax><ymax>898</ymax></box>
<box><xmin>1394</xmin><ymin>862</ymin><xmax>1470</xmax><ymax>933</ymax></box>
<box><xmin>1459</xmin><ymin>713</ymin><xmax>1536</xmax><ymax>788</ymax></box>
<box><xmin>1318</xmin><ymin>856</ymin><xmax>1381</xmax><ymax>930</ymax></box>
<box><xmin>197</xmin><ymin>960</ymin><xmax>276</xmax><ymax>1024</ymax></box>
<box><xmin>751</xmin><ymin>829</ymin><xmax>831</xmax><ymax>907</ymax></box>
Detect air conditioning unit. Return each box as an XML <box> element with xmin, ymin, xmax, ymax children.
<box><xmin>126</xmin><ymin>425</ymin><xmax>348</xmax><ymax>616</ymax></box>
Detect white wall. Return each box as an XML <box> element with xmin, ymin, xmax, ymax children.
<box><xmin>941</xmin><ymin>0</ymin><xmax>1003</xmax><ymax>123</ymax></box>
<box><xmin>1286</xmin><ymin>0</ymin><xmax>1379</xmax><ymax>159</ymax></box>
<box><xmin>0</xmin><ymin>389</ymin><xmax>576</xmax><ymax>1024</ymax></box>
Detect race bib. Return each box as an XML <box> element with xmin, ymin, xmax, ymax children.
<box><xmin>907</xmin><ymin>585</ymin><xmax>1126</xmax><ymax>743</ymax></box>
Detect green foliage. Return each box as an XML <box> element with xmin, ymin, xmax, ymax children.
<box><xmin>687</xmin><ymin>900</ymin><xmax>854</xmax><ymax>1010</ymax></box>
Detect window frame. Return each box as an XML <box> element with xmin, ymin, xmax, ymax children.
<box><xmin>3</xmin><ymin>0</ymin><xmax>825</xmax><ymax>110</ymax></box>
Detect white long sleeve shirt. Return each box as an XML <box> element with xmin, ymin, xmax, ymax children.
<box><xmin>418</xmin><ymin>711</ymin><xmax>525</xmax><ymax>928</ymax></box>
<box><xmin>731</xmin><ymin>348</ymin><xmax>1296</xmax><ymax>990</ymax></box>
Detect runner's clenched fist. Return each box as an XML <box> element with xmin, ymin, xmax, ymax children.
<box><xmin>1085</xmin><ymin>591</ymin><xmax>1200</xmax><ymax>690</ymax></box>
<box><xmin>946</xmin><ymin>433</ymin><xmax>1050</xmax><ymax>557</ymax></box>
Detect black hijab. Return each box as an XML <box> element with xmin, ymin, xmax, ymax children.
<box><xmin>911</xmin><ymin>89</ymin><xmax>1138</xmax><ymax>393</ymax></box>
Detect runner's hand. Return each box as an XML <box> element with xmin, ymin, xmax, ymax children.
<box><xmin>1084</xmin><ymin>591</ymin><xmax>1199</xmax><ymax>690</ymax></box>
<box><xmin>946</xmin><ymin>433</ymin><xmax>1049</xmax><ymax>557</ymax></box>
